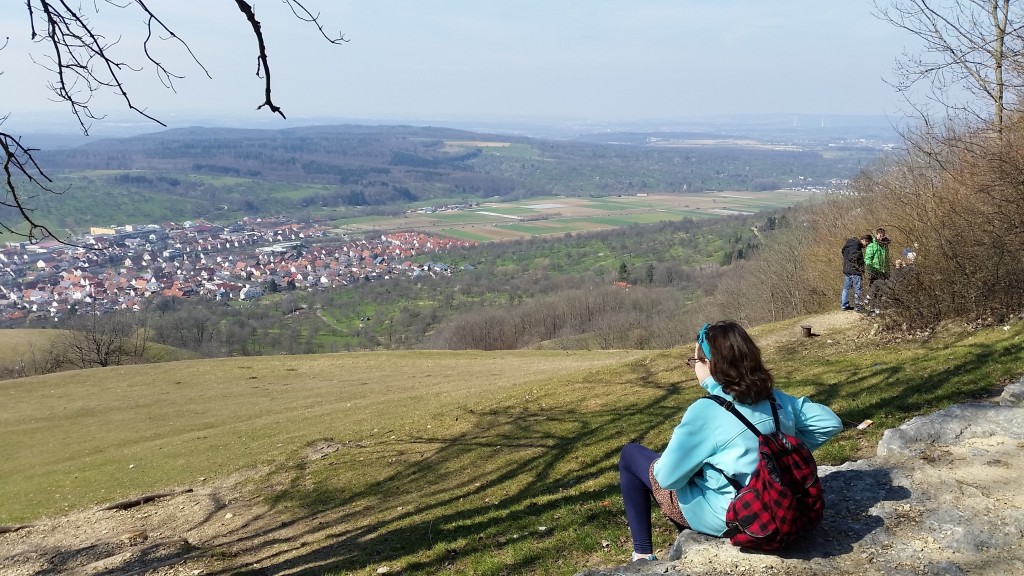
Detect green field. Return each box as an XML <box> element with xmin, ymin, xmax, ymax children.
<box><xmin>576</xmin><ymin>200</ymin><xmax>634</xmax><ymax>212</ymax></box>
<box><xmin>330</xmin><ymin>191</ymin><xmax>815</xmax><ymax>243</ymax></box>
<box><xmin>498</xmin><ymin>222</ymin><xmax>585</xmax><ymax>234</ymax></box>
<box><xmin>437</xmin><ymin>228</ymin><xmax>495</xmax><ymax>242</ymax></box>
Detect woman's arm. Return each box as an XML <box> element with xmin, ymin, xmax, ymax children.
<box><xmin>652</xmin><ymin>404</ymin><xmax>718</xmax><ymax>490</ymax></box>
<box><xmin>790</xmin><ymin>395</ymin><xmax>843</xmax><ymax>450</ymax></box>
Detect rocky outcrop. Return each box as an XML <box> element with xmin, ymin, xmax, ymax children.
<box><xmin>577</xmin><ymin>380</ymin><xmax>1024</xmax><ymax>576</ymax></box>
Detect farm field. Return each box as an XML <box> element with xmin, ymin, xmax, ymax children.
<box><xmin>330</xmin><ymin>190</ymin><xmax>815</xmax><ymax>241</ymax></box>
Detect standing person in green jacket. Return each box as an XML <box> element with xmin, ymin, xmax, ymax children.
<box><xmin>864</xmin><ymin>227</ymin><xmax>890</xmax><ymax>310</ymax></box>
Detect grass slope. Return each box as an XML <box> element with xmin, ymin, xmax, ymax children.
<box><xmin>0</xmin><ymin>330</ymin><xmax>59</xmax><ymax>366</ymax></box>
<box><xmin>2</xmin><ymin>316</ymin><xmax>1023</xmax><ymax>574</ymax></box>
<box><xmin>0</xmin><ymin>350</ymin><xmax>645</xmax><ymax>523</ymax></box>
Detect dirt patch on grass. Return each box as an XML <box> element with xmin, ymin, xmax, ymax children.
<box><xmin>0</xmin><ymin>470</ymin><xmax>267</xmax><ymax>575</ymax></box>
<box><xmin>303</xmin><ymin>439</ymin><xmax>368</xmax><ymax>461</ymax></box>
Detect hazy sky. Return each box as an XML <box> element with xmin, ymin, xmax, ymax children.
<box><xmin>0</xmin><ymin>1</ymin><xmax>916</xmax><ymax>131</ymax></box>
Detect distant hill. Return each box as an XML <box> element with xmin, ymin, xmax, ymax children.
<box><xmin>6</xmin><ymin>124</ymin><xmax>881</xmax><ymax>232</ymax></box>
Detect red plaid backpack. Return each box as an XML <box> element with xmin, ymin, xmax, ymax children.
<box><xmin>704</xmin><ymin>394</ymin><xmax>825</xmax><ymax>550</ymax></box>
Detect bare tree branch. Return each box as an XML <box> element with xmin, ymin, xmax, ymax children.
<box><xmin>233</xmin><ymin>0</ymin><xmax>285</xmax><ymax>118</ymax></box>
<box><xmin>1</xmin><ymin>123</ymin><xmax>63</xmax><ymax>242</ymax></box>
<box><xmin>281</xmin><ymin>0</ymin><xmax>350</xmax><ymax>45</ymax></box>
<box><xmin>0</xmin><ymin>1</ymin><xmax>346</xmax><ymax>241</ymax></box>
<box><xmin>230</xmin><ymin>1</ymin><xmax>349</xmax><ymax>117</ymax></box>
<box><xmin>875</xmin><ymin>0</ymin><xmax>1024</xmax><ymax>127</ymax></box>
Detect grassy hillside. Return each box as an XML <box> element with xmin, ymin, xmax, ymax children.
<box><xmin>2</xmin><ymin>315</ymin><xmax>1023</xmax><ymax>574</ymax></box>
<box><xmin>0</xmin><ymin>329</ymin><xmax>58</xmax><ymax>366</ymax></box>
<box><xmin>0</xmin><ymin>349</ymin><xmax>647</xmax><ymax>523</ymax></box>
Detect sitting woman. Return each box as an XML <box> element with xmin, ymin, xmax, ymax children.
<box><xmin>618</xmin><ymin>320</ymin><xmax>843</xmax><ymax>561</ymax></box>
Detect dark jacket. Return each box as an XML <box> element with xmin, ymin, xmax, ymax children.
<box><xmin>842</xmin><ymin>237</ymin><xmax>865</xmax><ymax>275</ymax></box>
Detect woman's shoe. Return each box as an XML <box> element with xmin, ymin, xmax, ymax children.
<box><xmin>631</xmin><ymin>552</ymin><xmax>658</xmax><ymax>562</ymax></box>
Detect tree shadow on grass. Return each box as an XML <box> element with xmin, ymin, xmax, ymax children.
<box><xmin>35</xmin><ymin>336</ymin><xmax>1016</xmax><ymax>576</ymax></box>
<box><xmin>787</xmin><ymin>337</ymin><xmax>1024</xmax><ymax>425</ymax></box>
<box><xmin>197</xmin><ymin>338</ymin><xmax>1020</xmax><ymax>574</ymax></box>
<box><xmin>194</xmin><ymin>358</ymin><xmax>696</xmax><ymax>575</ymax></box>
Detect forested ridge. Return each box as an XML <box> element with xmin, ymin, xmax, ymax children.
<box><xmin>9</xmin><ymin>125</ymin><xmax>875</xmax><ymax>231</ymax></box>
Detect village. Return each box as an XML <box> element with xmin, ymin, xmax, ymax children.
<box><xmin>0</xmin><ymin>217</ymin><xmax>476</xmax><ymax>325</ymax></box>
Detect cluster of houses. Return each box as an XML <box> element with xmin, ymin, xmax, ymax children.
<box><xmin>414</xmin><ymin>202</ymin><xmax>477</xmax><ymax>214</ymax></box>
<box><xmin>0</xmin><ymin>218</ymin><xmax>475</xmax><ymax>324</ymax></box>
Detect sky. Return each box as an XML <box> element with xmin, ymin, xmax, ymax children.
<box><xmin>0</xmin><ymin>1</ymin><xmax>918</xmax><ymax>133</ymax></box>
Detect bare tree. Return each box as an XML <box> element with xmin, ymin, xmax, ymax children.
<box><xmin>57</xmin><ymin>308</ymin><xmax>154</xmax><ymax>368</ymax></box>
<box><xmin>151</xmin><ymin>305</ymin><xmax>221</xmax><ymax>355</ymax></box>
<box><xmin>1</xmin><ymin>1</ymin><xmax>346</xmax><ymax>241</ymax></box>
<box><xmin>874</xmin><ymin>0</ymin><xmax>1024</xmax><ymax>128</ymax></box>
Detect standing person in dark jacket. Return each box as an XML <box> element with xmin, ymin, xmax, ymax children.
<box><xmin>841</xmin><ymin>235</ymin><xmax>872</xmax><ymax>311</ymax></box>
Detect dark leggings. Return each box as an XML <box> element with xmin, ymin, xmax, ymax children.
<box><xmin>618</xmin><ymin>442</ymin><xmax>661</xmax><ymax>554</ymax></box>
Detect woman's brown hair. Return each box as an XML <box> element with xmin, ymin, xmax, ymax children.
<box><xmin>696</xmin><ymin>320</ymin><xmax>774</xmax><ymax>404</ymax></box>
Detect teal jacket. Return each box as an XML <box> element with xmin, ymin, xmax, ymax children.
<box><xmin>864</xmin><ymin>240</ymin><xmax>889</xmax><ymax>274</ymax></box>
<box><xmin>651</xmin><ymin>376</ymin><xmax>843</xmax><ymax>536</ymax></box>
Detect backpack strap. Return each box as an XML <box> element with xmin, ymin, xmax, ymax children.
<box><xmin>702</xmin><ymin>394</ymin><xmax>782</xmax><ymax>493</ymax></box>
<box><xmin>702</xmin><ymin>394</ymin><xmax>781</xmax><ymax>438</ymax></box>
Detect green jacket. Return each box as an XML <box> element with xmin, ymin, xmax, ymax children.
<box><xmin>865</xmin><ymin>240</ymin><xmax>889</xmax><ymax>274</ymax></box>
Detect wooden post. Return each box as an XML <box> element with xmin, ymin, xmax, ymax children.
<box><xmin>800</xmin><ymin>324</ymin><xmax>812</xmax><ymax>338</ymax></box>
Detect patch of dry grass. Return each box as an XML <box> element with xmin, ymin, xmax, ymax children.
<box><xmin>0</xmin><ymin>328</ymin><xmax>193</xmax><ymax>380</ymax></box>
